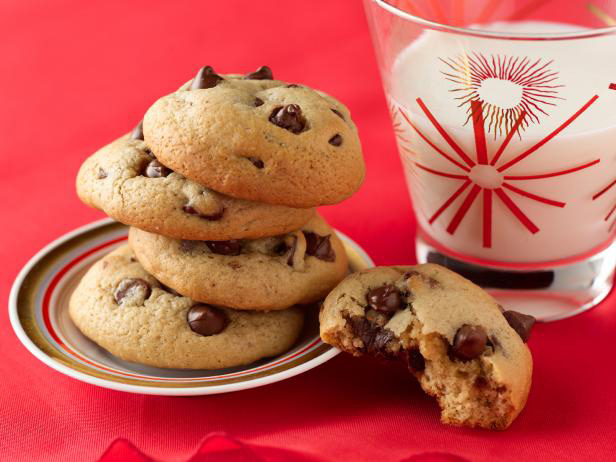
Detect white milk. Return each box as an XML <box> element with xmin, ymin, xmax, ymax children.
<box><xmin>390</xmin><ymin>21</ymin><xmax>616</xmax><ymax>263</ymax></box>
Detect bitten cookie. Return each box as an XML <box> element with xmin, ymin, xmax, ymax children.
<box><xmin>76</xmin><ymin>135</ymin><xmax>315</xmax><ymax>240</ymax></box>
<box><xmin>143</xmin><ymin>65</ymin><xmax>365</xmax><ymax>207</ymax></box>
<box><xmin>69</xmin><ymin>245</ymin><xmax>305</xmax><ymax>369</ymax></box>
<box><xmin>320</xmin><ymin>265</ymin><xmax>534</xmax><ymax>430</ymax></box>
<box><xmin>128</xmin><ymin>214</ymin><xmax>349</xmax><ymax>310</ymax></box>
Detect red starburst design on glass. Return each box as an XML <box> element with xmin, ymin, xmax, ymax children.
<box><xmin>593</xmin><ymin>179</ymin><xmax>616</xmax><ymax>232</ymax></box>
<box><xmin>440</xmin><ymin>52</ymin><xmax>564</xmax><ymax>136</ymax></box>
<box><xmin>398</xmin><ymin>96</ymin><xmax>601</xmax><ymax>248</ymax></box>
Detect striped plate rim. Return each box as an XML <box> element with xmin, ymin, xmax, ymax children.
<box><xmin>9</xmin><ymin>218</ymin><xmax>374</xmax><ymax>395</ymax></box>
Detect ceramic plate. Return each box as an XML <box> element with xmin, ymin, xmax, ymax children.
<box><xmin>9</xmin><ymin>218</ymin><xmax>373</xmax><ymax>396</ymax></box>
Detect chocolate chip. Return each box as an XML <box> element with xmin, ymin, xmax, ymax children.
<box><xmin>180</xmin><ymin>240</ymin><xmax>198</xmax><ymax>252</ymax></box>
<box><xmin>130</xmin><ymin>121</ymin><xmax>144</xmax><ymax>140</ymax></box>
<box><xmin>403</xmin><ymin>271</ymin><xmax>420</xmax><ymax>280</ymax></box>
<box><xmin>346</xmin><ymin>316</ymin><xmax>394</xmax><ymax>355</ymax></box>
<box><xmin>474</xmin><ymin>376</ymin><xmax>489</xmax><ymax>389</ymax></box>
<box><xmin>205</xmin><ymin>240</ymin><xmax>241</xmax><ymax>256</ymax></box>
<box><xmin>254</xmin><ymin>97</ymin><xmax>264</xmax><ymax>107</ymax></box>
<box><xmin>113</xmin><ymin>278</ymin><xmax>151</xmax><ymax>305</ymax></box>
<box><xmin>187</xmin><ymin>304</ymin><xmax>228</xmax><ymax>336</ymax></box>
<box><xmin>182</xmin><ymin>205</ymin><xmax>200</xmax><ymax>215</ymax></box>
<box><xmin>286</xmin><ymin>84</ymin><xmax>300</xmax><ymax>88</ymax></box>
<box><xmin>406</xmin><ymin>348</ymin><xmax>425</xmax><ymax>372</ymax></box>
<box><xmin>286</xmin><ymin>236</ymin><xmax>297</xmax><ymax>266</ymax></box>
<box><xmin>273</xmin><ymin>242</ymin><xmax>288</xmax><ymax>256</ymax></box>
<box><xmin>347</xmin><ymin>316</ymin><xmax>374</xmax><ymax>348</ymax></box>
<box><xmin>97</xmin><ymin>167</ymin><xmax>107</xmax><ymax>179</ymax></box>
<box><xmin>246</xmin><ymin>157</ymin><xmax>264</xmax><ymax>169</ymax></box>
<box><xmin>452</xmin><ymin>325</ymin><xmax>487</xmax><ymax>361</ymax></box>
<box><xmin>144</xmin><ymin>159</ymin><xmax>171</xmax><ymax>178</ymax></box>
<box><xmin>182</xmin><ymin>205</ymin><xmax>225</xmax><ymax>221</ymax></box>
<box><xmin>373</xmin><ymin>329</ymin><xmax>395</xmax><ymax>352</ymax></box>
<box><xmin>269</xmin><ymin>104</ymin><xmax>306</xmax><ymax>134</ymax></box>
<box><xmin>303</xmin><ymin>231</ymin><xmax>335</xmax><ymax>261</ymax></box>
<box><xmin>190</xmin><ymin>66</ymin><xmax>223</xmax><ymax>90</ymax></box>
<box><xmin>245</xmin><ymin>65</ymin><xmax>273</xmax><ymax>80</ymax></box>
<box><xmin>328</xmin><ymin>134</ymin><xmax>343</xmax><ymax>146</ymax></box>
<box><xmin>366</xmin><ymin>285</ymin><xmax>404</xmax><ymax>314</ymax></box>
<box><xmin>503</xmin><ymin>311</ymin><xmax>535</xmax><ymax>342</ymax></box>
<box><xmin>331</xmin><ymin>108</ymin><xmax>345</xmax><ymax>120</ymax></box>
<box><xmin>403</xmin><ymin>270</ymin><xmax>440</xmax><ymax>288</ymax></box>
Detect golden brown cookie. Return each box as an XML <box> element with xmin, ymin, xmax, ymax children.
<box><xmin>142</xmin><ymin>66</ymin><xmax>365</xmax><ymax>207</ymax></box>
<box><xmin>69</xmin><ymin>245</ymin><xmax>305</xmax><ymax>369</ymax></box>
<box><xmin>76</xmin><ymin>135</ymin><xmax>315</xmax><ymax>240</ymax></box>
<box><xmin>320</xmin><ymin>264</ymin><xmax>534</xmax><ymax>430</ymax></box>
<box><xmin>128</xmin><ymin>214</ymin><xmax>349</xmax><ymax>310</ymax></box>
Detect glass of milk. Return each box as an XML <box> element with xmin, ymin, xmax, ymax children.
<box><xmin>364</xmin><ymin>0</ymin><xmax>616</xmax><ymax>320</ymax></box>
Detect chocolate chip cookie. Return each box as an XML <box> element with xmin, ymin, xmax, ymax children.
<box><xmin>76</xmin><ymin>135</ymin><xmax>315</xmax><ymax>240</ymax></box>
<box><xmin>128</xmin><ymin>214</ymin><xmax>349</xmax><ymax>310</ymax></box>
<box><xmin>69</xmin><ymin>245</ymin><xmax>305</xmax><ymax>369</ymax></box>
<box><xmin>142</xmin><ymin>65</ymin><xmax>365</xmax><ymax>208</ymax></box>
<box><xmin>319</xmin><ymin>265</ymin><xmax>534</xmax><ymax>430</ymax></box>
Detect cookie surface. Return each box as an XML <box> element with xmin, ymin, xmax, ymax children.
<box><xmin>76</xmin><ymin>136</ymin><xmax>315</xmax><ymax>240</ymax></box>
<box><xmin>143</xmin><ymin>69</ymin><xmax>365</xmax><ymax>207</ymax></box>
<box><xmin>69</xmin><ymin>245</ymin><xmax>305</xmax><ymax>370</ymax></box>
<box><xmin>320</xmin><ymin>265</ymin><xmax>533</xmax><ymax>430</ymax></box>
<box><xmin>128</xmin><ymin>214</ymin><xmax>349</xmax><ymax>310</ymax></box>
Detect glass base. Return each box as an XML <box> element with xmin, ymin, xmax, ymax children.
<box><xmin>416</xmin><ymin>236</ymin><xmax>616</xmax><ymax>322</ymax></box>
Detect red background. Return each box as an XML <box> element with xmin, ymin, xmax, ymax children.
<box><xmin>1</xmin><ymin>1</ymin><xmax>615</xmax><ymax>461</ymax></box>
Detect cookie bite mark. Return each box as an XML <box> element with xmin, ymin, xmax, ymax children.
<box><xmin>245</xmin><ymin>65</ymin><xmax>273</xmax><ymax>80</ymax></box>
<box><xmin>269</xmin><ymin>104</ymin><xmax>307</xmax><ymax>134</ymax></box>
<box><xmin>187</xmin><ymin>304</ymin><xmax>228</xmax><ymax>336</ymax></box>
<box><xmin>190</xmin><ymin>65</ymin><xmax>224</xmax><ymax>90</ymax></box>
<box><xmin>320</xmin><ymin>266</ymin><xmax>534</xmax><ymax>430</ymax></box>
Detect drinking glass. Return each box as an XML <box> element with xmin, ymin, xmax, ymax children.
<box><xmin>364</xmin><ymin>0</ymin><xmax>616</xmax><ymax>320</ymax></box>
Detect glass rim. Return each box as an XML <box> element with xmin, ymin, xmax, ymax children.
<box><xmin>373</xmin><ymin>0</ymin><xmax>616</xmax><ymax>40</ymax></box>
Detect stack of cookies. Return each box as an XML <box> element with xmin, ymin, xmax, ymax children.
<box><xmin>70</xmin><ymin>65</ymin><xmax>365</xmax><ymax>370</ymax></box>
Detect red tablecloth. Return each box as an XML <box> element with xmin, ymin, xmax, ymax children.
<box><xmin>1</xmin><ymin>1</ymin><xmax>615</xmax><ymax>461</ymax></box>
